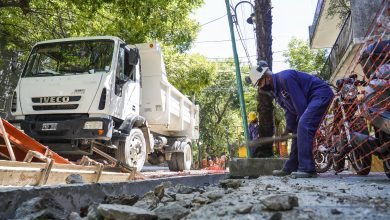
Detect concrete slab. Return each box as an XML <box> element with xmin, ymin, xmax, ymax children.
<box><xmin>229</xmin><ymin>158</ymin><xmax>287</xmax><ymax>178</ymax></box>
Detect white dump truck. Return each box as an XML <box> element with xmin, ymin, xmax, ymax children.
<box><xmin>9</xmin><ymin>36</ymin><xmax>199</xmax><ymax>171</ymax></box>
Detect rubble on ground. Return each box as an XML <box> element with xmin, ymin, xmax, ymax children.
<box><xmin>11</xmin><ymin>175</ymin><xmax>390</xmax><ymax>219</ymax></box>
<box><xmin>14</xmin><ymin>196</ymin><xmax>66</xmax><ymax>219</ymax></box>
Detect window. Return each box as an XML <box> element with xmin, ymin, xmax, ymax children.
<box><xmin>115</xmin><ymin>46</ymin><xmax>139</xmax><ymax>96</ymax></box>
<box><xmin>23</xmin><ymin>40</ymin><xmax>114</xmax><ymax>77</ymax></box>
<box><xmin>124</xmin><ymin>48</ymin><xmax>137</xmax><ymax>81</ymax></box>
<box><xmin>115</xmin><ymin>47</ymin><xmax>126</xmax><ymax>96</ymax></box>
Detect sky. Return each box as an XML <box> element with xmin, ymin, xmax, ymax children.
<box><xmin>190</xmin><ymin>0</ymin><xmax>319</xmax><ymax>72</ymax></box>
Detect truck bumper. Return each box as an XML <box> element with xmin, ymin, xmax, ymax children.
<box><xmin>10</xmin><ymin>114</ymin><xmax>113</xmax><ymax>141</ymax></box>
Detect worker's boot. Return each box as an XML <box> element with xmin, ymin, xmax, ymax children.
<box><xmin>291</xmin><ymin>171</ymin><xmax>317</xmax><ymax>178</ymax></box>
<box><xmin>272</xmin><ymin>169</ymin><xmax>291</xmax><ymax>176</ymax></box>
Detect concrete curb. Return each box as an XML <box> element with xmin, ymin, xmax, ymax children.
<box><xmin>229</xmin><ymin>158</ymin><xmax>287</xmax><ymax>178</ymax></box>
<box><xmin>0</xmin><ymin>173</ymin><xmax>226</xmax><ymax>219</ymax></box>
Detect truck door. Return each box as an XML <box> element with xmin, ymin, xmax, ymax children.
<box><xmin>113</xmin><ymin>45</ymin><xmax>140</xmax><ymax>119</ymax></box>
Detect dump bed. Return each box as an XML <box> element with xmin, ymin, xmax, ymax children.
<box><xmin>137</xmin><ymin>43</ymin><xmax>199</xmax><ymax>139</ymax></box>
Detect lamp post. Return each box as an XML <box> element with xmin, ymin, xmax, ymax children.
<box><xmin>224</xmin><ymin>0</ymin><xmax>255</xmax><ymax>158</ymax></box>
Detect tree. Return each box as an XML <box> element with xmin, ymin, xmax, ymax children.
<box><xmin>164</xmin><ymin>49</ymin><xmax>215</xmax><ymax>97</ymax></box>
<box><xmin>0</xmin><ymin>0</ymin><xmax>203</xmax><ymax>51</ymax></box>
<box><xmin>253</xmin><ymin>0</ymin><xmax>274</xmax><ymax>157</ymax></box>
<box><xmin>283</xmin><ymin>37</ymin><xmax>327</xmax><ymax>74</ymax></box>
<box><xmin>196</xmin><ymin>60</ymin><xmax>243</xmax><ymax>158</ymax></box>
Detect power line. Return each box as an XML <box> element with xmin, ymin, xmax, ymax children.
<box><xmin>194</xmin><ymin>38</ymin><xmax>255</xmax><ymax>43</ymax></box>
<box><xmin>206</xmin><ymin>54</ymin><xmax>257</xmax><ymax>60</ymax></box>
<box><xmin>230</xmin><ymin>2</ymin><xmax>253</xmax><ymax>66</ymax></box>
<box><xmin>205</xmin><ymin>54</ymin><xmax>287</xmax><ymax>60</ymax></box>
<box><xmin>200</xmin><ymin>14</ymin><xmax>227</xmax><ymax>26</ymax></box>
<box><xmin>210</xmin><ymin>60</ymin><xmax>287</xmax><ymax>63</ymax></box>
<box><xmin>235</xmin><ymin>19</ymin><xmax>252</xmax><ymax>66</ymax></box>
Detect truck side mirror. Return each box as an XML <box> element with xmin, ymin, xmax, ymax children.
<box><xmin>116</xmin><ymin>77</ymin><xmax>127</xmax><ymax>85</ymax></box>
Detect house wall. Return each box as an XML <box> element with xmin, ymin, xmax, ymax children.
<box><xmin>351</xmin><ymin>0</ymin><xmax>383</xmax><ymax>41</ymax></box>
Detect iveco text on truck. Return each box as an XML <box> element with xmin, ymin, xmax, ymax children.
<box><xmin>9</xmin><ymin>36</ymin><xmax>199</xmax><ymax>171</ymax></box>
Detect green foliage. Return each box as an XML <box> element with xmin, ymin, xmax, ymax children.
<box><xmin>165</xmin><ymin>50</ymin><xmax>234</xmax><ymax>158</ymax></box>
<box><xmin>0</xmin><ymin>0</ymin><xmax>203</xmax><ymax>51</ymax></box>
<box><xmin>195</xmin><ymin>60</ymin><xmax>243</xmax><ymax>158</ymax></box>
<box><xmin>164</xmin><ymin>48</ymin><xmax>216</xmax><ymax>97</ymax></box>
<box><xmin>283</xmin><ymin>37</ymin><xmax>327</xmax><ymax>74</ymax></box>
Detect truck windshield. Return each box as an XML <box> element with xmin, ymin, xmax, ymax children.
<box><xmin>22</xmin><ymin>40</ymin><xmax>114</xmax><ymax>77</ymax></box>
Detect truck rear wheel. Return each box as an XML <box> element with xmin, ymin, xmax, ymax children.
<box><xmin>116</xmin><ymin>128</ymin><xmax>146</xmax><ymax>171</ymax></box>
<box><xmin>167</xmin><ymin>144</ymin><xmax>192</xmax><ymax>171</ymax></box>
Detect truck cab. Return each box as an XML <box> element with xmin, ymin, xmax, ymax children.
<box><xmin>10</xmin><ymin>36</ymin><xmax>199</xmax><ymax>171</ymax></box>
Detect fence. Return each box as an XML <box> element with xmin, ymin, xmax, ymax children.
<box><xmin>313</xmin><ymin>0</ymin><xmax>390</xmax><ymax>177</ymax></box>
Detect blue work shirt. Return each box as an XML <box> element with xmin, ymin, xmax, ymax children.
<box><xmin>248</xmin><ymin>122</ymin><xmax>259</xmax><ymax>140</ymax></box>
<box><xmin>272</xmin><ymin>69</ymin><xmax>333</xmax><ymax>132</ymax></box>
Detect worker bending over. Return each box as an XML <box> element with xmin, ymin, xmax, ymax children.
<box><xmin>247</xmin><ymin>61</ymin><xmax>334</xmax><ymax>178</ymax></box>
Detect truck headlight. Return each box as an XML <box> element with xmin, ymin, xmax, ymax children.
<box><xmin>83</xmin><ymin>121</ymin><xmax>103</xmax><ymax>129</ymax></box>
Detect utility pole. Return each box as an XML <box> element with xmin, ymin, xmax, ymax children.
<box><xmin>224</xmin><ymin>0</ymin><xmax>251</xmax><ymax>157</ymax></box>
<box><xmin>253</xmin><ymin>0</ymin><xmax>274</xmax><ymax>157</ymax></box>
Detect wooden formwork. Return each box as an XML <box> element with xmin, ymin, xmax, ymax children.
<box><xmin>0</xmin><ymin>160</ymin><xmax>134</xmax><ymax>186</ymax></box>
<box><xmin>0</xmin><ymin>117</ymin><xmax>135</xmax><ymax>186</ymax></box>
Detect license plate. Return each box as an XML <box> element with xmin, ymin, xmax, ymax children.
<box><xmin>42</xmin><ymin>123</ymin><xmax>58</xmax><ymax>131</ymax></box>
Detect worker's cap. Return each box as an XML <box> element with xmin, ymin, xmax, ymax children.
<box><xmin>248</xmin><ymin>111</ymin><xmax>257</xmax><ymax>122</ymax></box>
<box><xmin>246</xmin><ymin>60</ymin><xmax>269</xmax><ymax>86</ymax></box>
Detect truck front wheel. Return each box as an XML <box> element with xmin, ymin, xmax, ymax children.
<box><xmin>116</xmin><ymin>128</ymin><xmax>146</xmax><ymax>171</ymax></box>
<box><xmin>168</xmin><ymin>144</ymin><xmax>192</xmax><ymax>171</ymax></box>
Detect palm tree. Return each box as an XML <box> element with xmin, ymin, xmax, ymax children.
<box><xmin>253</xmin><ymin>0</ymin><xmax>274</xmax><ymax>157</ymax></box>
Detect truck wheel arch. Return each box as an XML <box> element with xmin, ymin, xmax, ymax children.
<box><xmin>118</xmin><ymin>114</ymin><xmax>154</xmax><ymax>154</ymax></box>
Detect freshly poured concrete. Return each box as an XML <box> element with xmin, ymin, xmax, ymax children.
<box><xmin>229</xmin><ymin>158</ymin><xmax>287</xmax><ymax>178</ymax></box>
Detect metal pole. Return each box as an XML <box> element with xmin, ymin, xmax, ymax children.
<box><xmin>225</xmin><ymin>0</ymin><xmax>251</xmax><ymax>158</ymax></box>
<box><xmin>197</xmin><ymin>140</ymin><xmax>202</xmax><ymax>170</ymax></box>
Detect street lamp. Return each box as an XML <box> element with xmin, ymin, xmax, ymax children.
<box><xmin>246</xmin><ymin>13</ymin><xmax>256</xmax><ymax>24</ymax></box>
<box><xmin>224</xmin><ymin>0</ymin><xmax>256</xmax><ymax>158</ymax></box>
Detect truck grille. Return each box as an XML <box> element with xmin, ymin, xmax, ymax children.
<box><xmin>32</xmin><ymin>104</ymin><xmax>79</xmax><ymax>111</ymax></box>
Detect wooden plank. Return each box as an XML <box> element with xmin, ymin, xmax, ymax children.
<box><xmin>0</xmin><ymin>160</ymin><xmax>98</xmax><ymax>171</ymax></box>
<box><xmin>0</xmin><ymin>160</ymin><xmax>133</xmax><ymax>186</ymax></box>
<box><xmin>0</xmin><ymin>167</ymin><xmax>132</xmax><ymax>186</ymax></box>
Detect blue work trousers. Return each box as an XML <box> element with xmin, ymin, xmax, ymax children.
<box><xmin>283</xmin><ymin>95</ymin><xmax>333</xmax><ymax>173</ymax></box>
